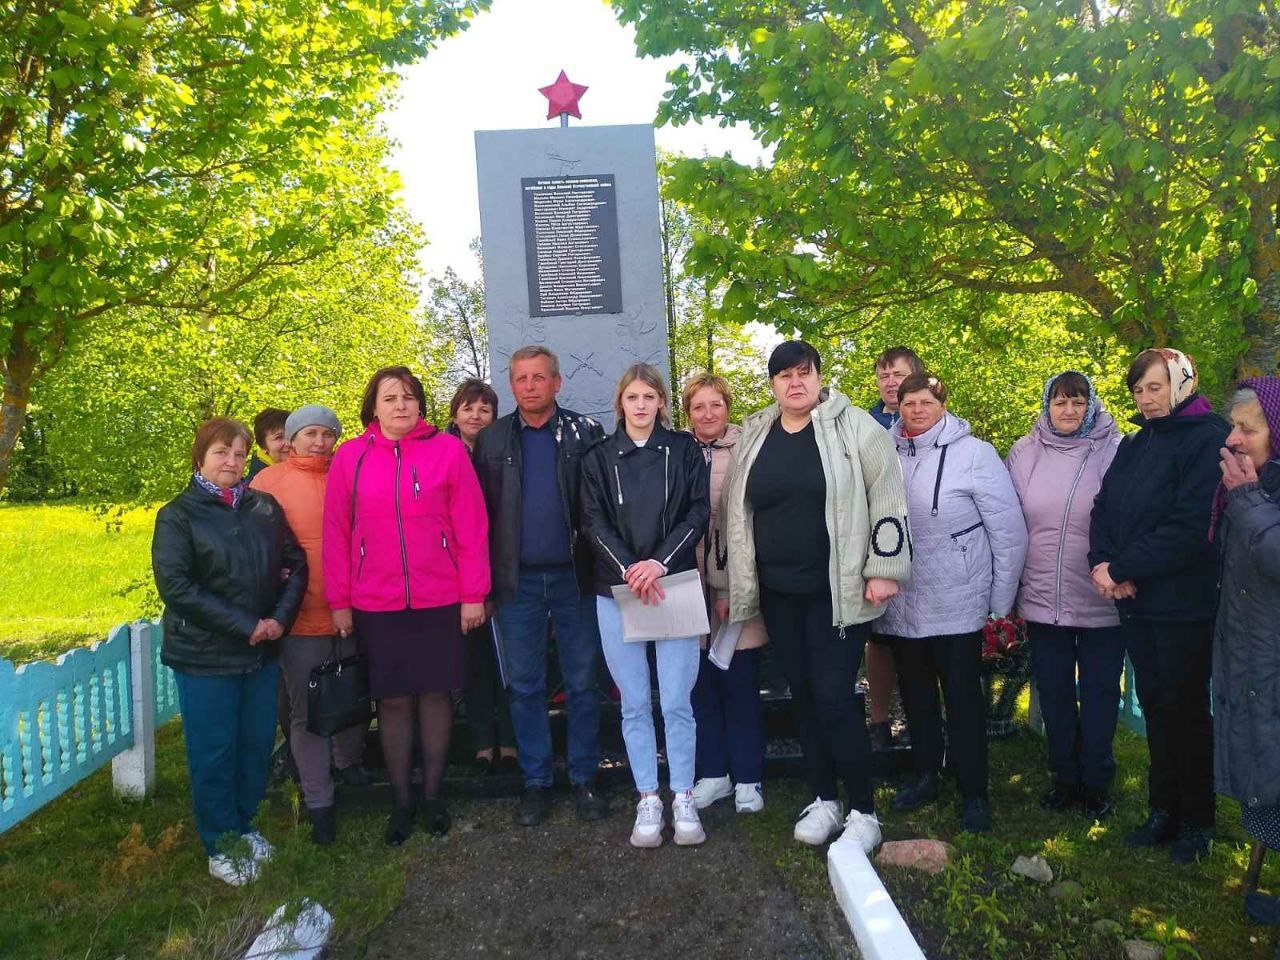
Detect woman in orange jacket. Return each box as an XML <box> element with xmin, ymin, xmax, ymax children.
<box><xmin>251</xmin><ymin>404</ymin><xmax>366</xmax><ymax>844</ymax></box>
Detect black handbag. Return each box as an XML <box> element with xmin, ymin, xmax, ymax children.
<box><xmin>306</xmin><ymin>636</ymin><xmax>372</xmax><ymax>736</ymax></box>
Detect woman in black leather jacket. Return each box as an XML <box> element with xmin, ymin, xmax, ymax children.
<box><xmin>152</xmin><ymin>417</ymin><xmax>307</xmax><ymax>886</ymax></box>
<box><xmin>581</xmin><ymin>363</ymin><xmax>709</xmax><ymax>849</ymax></box>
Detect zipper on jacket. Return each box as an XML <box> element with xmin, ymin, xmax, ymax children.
<box><xmin>661</xmin><ymin>528</ymin><xmax>695</xmax><ymax>567</ymax></box>
<box><xmin>441</xmin><ymin>530</ymin><xmax>457</xmax><ymax>569</ymax></box>
<box><xmin>393</xmin><ymin>443</ymin><xmax>411</xmax><ymax>607</ymax></box>
<box><xmin>663</xmin><ymin>445</ymin><xmax>671</xmax><ymax>538</ymax></box>
<box><xmin>412</xmin><ymin>466</ymin><xmax>420</xmax><ymax>500</ymax></box>
<box><xmin>931</xmin><ymin>445</ymin><xmax>949</xmax><ymax>517</ymax></box>
<box><xmin>596</xmin><ymin>535</ymin><xmax>628</xmax><ymax>576</ymax></box>
<box><xmin>1053</xmin><ymin>453</ymin><xmax>1091</xmax><ymax>624</ymax></box>
<box><xmin>613</xmin><ymin>463</ymin><xmax>624</xmax><ymax>505</ymax></box>
<box><xmin>816</xmin><ymin>417</ymin><xmax>846</xmax><ymax>628</ymax></box>
<box><xmin>950</xmin><ymin>520</ymin><xmax>983</xmax><ymax>539</ymax></box>
<box><xmin>357</xmin><ymin>539</ymin><xmax>366</xmax><ymax>579</ymax></box>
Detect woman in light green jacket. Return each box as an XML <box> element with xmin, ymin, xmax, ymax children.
<box><xmin>719</xmin><ymin>340</ymin><xmax>911</xmax><ymax>851</ymax></box>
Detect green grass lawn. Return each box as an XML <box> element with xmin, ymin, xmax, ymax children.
<box><xmin>747</xmin><ymin>727</ymin><xmax>1280</xmax><ymax>960</ymax></box>
<box><xmin>0</xmin><ymin>722</ymin><xmax>426</xmax><ymax>960</ymax></box>
<box><xmin>0</xmin><ymin>502</ymin><xmax>158</xmax><ymax>663</ymax></box>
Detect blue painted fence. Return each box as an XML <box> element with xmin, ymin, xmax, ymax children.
<box><xmin>0</xmin><ymin>620</ymin><xmax>174</xmax><ymax>834</ymax></box>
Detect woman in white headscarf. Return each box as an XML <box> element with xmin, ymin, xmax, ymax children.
<box><xmin>1089</xmin><ymin>348</ymin><xmax>1228</xmax><ymax>865</ymax></box>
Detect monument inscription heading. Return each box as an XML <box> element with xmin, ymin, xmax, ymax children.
<box><xmin>521</xmin><ymin>174</ymin><xmax>622</xmax><ymax>317</ymax></box>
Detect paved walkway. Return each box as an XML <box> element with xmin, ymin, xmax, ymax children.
<box><xmin>332</xmin><ymin>793</ymin><xmax>858</xmax><ymax>960</ymax></box>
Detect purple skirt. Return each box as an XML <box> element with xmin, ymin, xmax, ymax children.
<box><xmin>353</xmin><ymin>604</ymin><xmax>464</xmax><ymax>698</ymax></box>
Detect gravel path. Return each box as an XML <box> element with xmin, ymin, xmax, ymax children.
<box><xmin>331</xmin><ymin>791</ymin><xmax>859</xmax><ymax>960</ymax></box>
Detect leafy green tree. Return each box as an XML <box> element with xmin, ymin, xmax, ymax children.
<box><xmin>28</xmin><ymin>209</ymin><xmax>427</xmax><ymax>501</ymax></box>
<box><xmin>613</xmin><ymin>0</ymin><xmax>1279</xmax><ymax>392</ymax></box>
<box><xmin>0</xmin><ymin>0</ymin><xmax>488</xmax><ymax>496</ymax></box>
<box><xmin>422</xmin><ymin>238</ymin><xmax>488</xmax><ymax>414</ymax></box>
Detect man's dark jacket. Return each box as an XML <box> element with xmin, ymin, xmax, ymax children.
<box><xmin>472</xmin><ymin>405</ymin><xmax>605</xmax><ymax>605</ymax></box>
<box><xmin>152</xmin><ymin>479</ymin><xmax>308</xmax><ymax>675</ymax></box>
<box><xmin>1088</xmin><ymin>397</ymin><xmax>1229</xmax><ymax>622</ymax></box>
<box><xmin>580</xmin><ymin>423</ymin><xmax>710</xmax><ymax>597</ymax></box>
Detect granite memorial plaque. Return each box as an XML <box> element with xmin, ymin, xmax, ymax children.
<box><xmin>522</xmin><ymin>174</ymin><xmax>622</xmax><ymax>317</ymax></box>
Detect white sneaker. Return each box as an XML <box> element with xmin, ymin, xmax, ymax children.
<box><xmin>630</xmin><ymin>795</ymin><xmax>665</xmax><ymax>848</ymax></box>
<box><xmin>208</xmin><ymin>854</ymin><xmax>258</xmax><ymax>886</ymax></box>
<box><xmin>793</xmin><ymin>797</ymin><xmax>844</xmax><ymax>846</ymax></box>
<box><xmin>837</xmin><ymin>809</ymin><xmax>882</xmax><ymax>855</ymax></box>
<box><xmin>671</xmin><ymin>791</ymin><xmax>707</xmax><ymax>846</ymax></box>
<box><xmin>734</xmin><ymin>782</ymin><xmax>764</xmax><ymax>813</ymax></box>
<box><xmin>242</xmin><ymin>831</ymin><xmax>274</xmax><ymax>863</ymax></box>
<box><xmin>692</xmin><ymin>776</ymin><xmax>734</xmax><ymax>809</ymax></box>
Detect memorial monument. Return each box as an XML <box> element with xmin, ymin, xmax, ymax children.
<box><xmin>475</xmin><ymin>71</ymin><xmax>668</xmax><ymax>429</ymax></box>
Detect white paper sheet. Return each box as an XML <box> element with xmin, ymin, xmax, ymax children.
<box><xmin>707</xmin><ymin>618</ymin><xmax>743</xmax><ymax>670</ymax></box>
<box><xmin>609</xmin><ymin>568</ymin><xmax>711</xmax><ymax>641</ymax></box>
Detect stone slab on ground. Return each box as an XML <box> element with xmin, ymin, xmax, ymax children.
<box><xmin>329</xmin><ymin>795</ymin><xmax>858</xmax><ymax>960</ymax></box>
<box><xmin>874</xmin><ymin>839</ymin><xmax>953</xmax><ymax>876</ymax></box>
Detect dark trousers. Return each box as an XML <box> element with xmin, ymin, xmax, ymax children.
<box><xmin>175</xmin><ymin>660</ymin><xmax>279</xmax><ymax>855</ymax></box>
<box><xmin>1123</xmin><ymin>617</ymin><xmax>1215</xmax><ymax>827</ymax></box>
<box><xmin>1027</xmin><ymin>621</ymin><xmax>1125</xmax><ymax>793</ymax></box>
<box><xmin>692</xmin><ymin>646</ymin><xmax>765</xmax><ymax>784</ymax></box>
<box><xmin>464</xmin><ymin>624</ymin><xmax>515</xmax><ymax>752</ymax></box>
<box><xmin>886</xmin><ymin>632</ymin><xmax>988</xmax><ymax>802</ymax></box>
<box><xmin>759</xmin><ymin>588</ymin><xmax>873</xmax><ymax>812</ymax></box>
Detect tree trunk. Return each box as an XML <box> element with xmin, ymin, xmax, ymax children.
<box><xmin>1237</xmin><ymin>268</ymin><xmax>1280</xmax><ymax>380</ymax></box>
<box><xmin>0</xmin><ymin>331</ymin><xmax>37</xmax><ymax>499</ymax></box>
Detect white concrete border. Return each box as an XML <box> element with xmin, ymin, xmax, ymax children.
<box><xmin>827</xmin><ymin>840</ymin><xmax>927</xmax><ymax>960</ymax></box>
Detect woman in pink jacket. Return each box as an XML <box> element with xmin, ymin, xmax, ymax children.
<box><xmin>324</xmin><ymin>366</ymin><xmax>490</xmax><ymax>844</ymax></box>
<box><xmin>1006</xmin><ymin>371</ymin><xmax>1121</xmax><ymax>820</ymax></box>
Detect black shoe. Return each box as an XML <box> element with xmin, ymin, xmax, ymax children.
<box><xmin>496</xmin><ymin>754</ymin><xmax>520</xmax><ymax>777</ymax></box>
<box><xmin>869</xmin><ymin>722</ymin><xmax>894</xmax><ymax>753</ymax></box>
<box><xmin>573</xmin><ymin>781</ymin><xmax>609</xmax><ymax>821</ymax></box>
<box><xmin>891</xmin><ymin>772</ymin><xmax>939</xmax><ymax>812</ymax></box>
<box><xmin>473</xmin><ymin>755</ymin><xmax>494</xmax><ymax>776</ymax></box>
<box><xmin>1081</xmin><ymin>788</ymin><xmax>1113</xmax><ymax>820</ymax></box>
<box><xmin>516</xmin><ymin>786</ymin><xmax>549</xmax><ymax>826</ymax></box>
<box><xmin>336</xmin><ymin>764</ymin><xmax>373</xmax><ymax>788</ymax></box>
<box><xmin>960</xmin><ymin>797</ymin><xmax>992</xmax><ymax>833</ymax></box>
<box><xmin>385</xmin><ymin>806</ymin><xmax>413</xmax><ymax>846</ymax></box>
<box><xmin>308</xmin><ymin>805</ymin><xmax>336</xmax><ymax>846</ymax></box>
<box><xmin>1039</xmin><ymin>782</ymin><xmax>1082</xmax><ymax>812</ymax></box>
<box><xmin>421</xmin><ymin>796</ymin><xmax>451</xmax><ymax>838</ymax></box>
<box><xmin>1245</xmin><ymin>892</ymin><xmax>1280</xmax><ymax>926</ymax></box>
<box><xmin>1170</xmin><ymin>824</ymin><xmax>1212</xmax><ymax>864</ymax></box>
<box><xmin>1126</xmin><ymin>809</ymin><xmax>1177</xmax><ymax>847</ymax></box>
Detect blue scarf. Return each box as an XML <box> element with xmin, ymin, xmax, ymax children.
<box><xmin>193</xmin><ymin>471</ymin><xmax>248</xmax><ymax>509</ymax></box>
<box><xmin>1041</xmin><ymin>371</ymin><xmax>1099</xmax><ymax>439</ymax></box>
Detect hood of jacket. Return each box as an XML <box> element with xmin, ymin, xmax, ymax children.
<box><xmin>1007</xmin><ymin>407</ymin><xmax>1120</xmax><ymax>628</ymax></box>
<box><xmin>891</xmin><ymin>410</ymin><xmax>972</xmax><ymax>450</ymax></box>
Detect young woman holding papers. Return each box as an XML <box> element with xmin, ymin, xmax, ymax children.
<box><xmin>580</xmin><ymin>363</ymin><xmax>711</xmax><ymax>848</ymax></box>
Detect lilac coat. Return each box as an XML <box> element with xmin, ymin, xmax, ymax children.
<box><xmin>1006</xmin><ymin>410</ymin><xmax>1121</xmax><ymax>629</ymax></box>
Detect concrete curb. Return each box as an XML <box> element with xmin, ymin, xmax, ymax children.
<box><xmin>242</xmin><ymin>899</ymin><xmax>332</xmax><ymax>960</ymax></box>
<box><xmin>827</xmin><ymin>840</ymin><xmax>927</xmax><ymax>960</ymax></box>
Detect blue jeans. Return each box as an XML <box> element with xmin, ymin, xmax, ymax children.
<box><xmin>597</xmin><ymin>596</ymin><xmax>701</xmax><ymax>793</ymax></box>
<box><xmin>174</xmin><ymin>659</ymin><xmax>279</xmax><ymax>856</ymax></box>
<box><xmin>497</xmin><ymin>564</ymin><xmax>601</xmax><ymax>787</ymax></box>
<box><xmin>692</xmin><ymin>647</ymin><xmax>765</xmax><ymax>784</ymax></box>
<box><xmin>1027</xmin><ymin>621</ymin><xmax>1126</xmax><ymax>793</ymax></box>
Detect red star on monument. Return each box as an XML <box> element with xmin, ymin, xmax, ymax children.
<box><xmin>539</xmin><ymin>70</ymin><xmax>588</xmax><ymax>120</ymax></box>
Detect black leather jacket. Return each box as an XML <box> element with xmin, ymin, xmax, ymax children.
<box><xmin>152</xmin><ymin>479</ymin><xmax>308</xmax><ymax>675</ymax></box>
<box><xmin>472</xmin><ymin>405</ymin><xmax>606</xmax><ymax>604</ymax></box>
<box><xmin>580</xmin><ymin>423</ymin><xmax>710</xmax><ymax>597</ymax></box>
